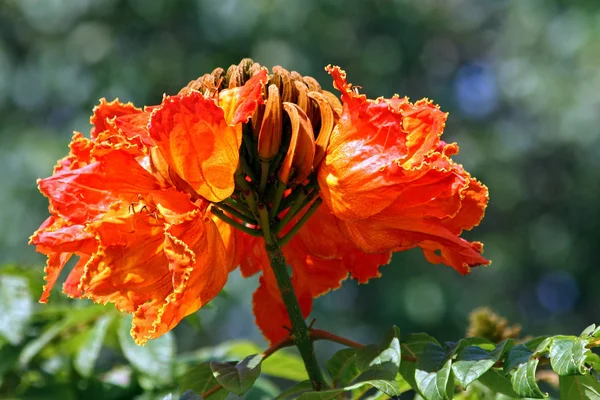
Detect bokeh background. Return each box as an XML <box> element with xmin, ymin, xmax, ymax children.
<box><xmin>1</xmin><ymin>0</ymin><xmax>599</xmax><ymax>398</ymax></box>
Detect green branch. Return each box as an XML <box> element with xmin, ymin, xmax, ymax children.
<box><xmin>264</xmin><ymin>237</ymin><xmax>325</xmax><ymax>391</ymax></box>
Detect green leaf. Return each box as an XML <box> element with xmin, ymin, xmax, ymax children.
<box><xmin>179</xmin><ymin>390</ymin><xmax>204</xmax><ymax>400</ymax></box>
<box><xmin>74</xmin><ymin>314</ymin><xmax>114</xmax><ymax>377</ymax></box>
<box><xmin>452</xmin><ymin>339</ymin><xmax>514</xmax><ymax>389</ymax></box>
<box><xmin>0</xmin><ymin>274</ymin><xmax>33</xmax><ymax>345</ymax></box>
<box><xmin>19</xmin><ymin>305</ymin><xmax>106</xmax><ymax>367</ymax></box>
<box><xmin>297</xmin><ymin>389</ymin><xmax>344</xmax><ymax>400</ymax></box>
<box><xmin>586</xmin><ymin>353</ymin><xmax>600</xmax><ymax>371</ymax></box>
<box><xmin>326</xmin><ymin>348</ymin><xmax>361</xmax><ymax>388</ymax></box>
<box><xmin>246</xmin><ymin>377</ymin><xmax>283</xmax><ymax>399</ymax></box>
<box><xmin>581</xmin><ymin>325</ymin><xmax>596</xmax><ymax>337</ymax></box>
<box><xmin>262</xmin><ymin>350</ymin><xmax>309</xmax><ymax>382</ymax></box>
<box><xmin>355</xmin><ymin>326</ymin><xmax>401</xmax><ymax>380</ymax></box>
<box><xmin>503</xmin><ymin>344</ymin><xmax>533</xmax><ymax>373</ymax></box>
<box><xmin>275</xmin><ymin>380</ymin><xmax>313</xmax><ymax>399</ymax></box>
<box><xmin>345</xmin><ymin>379</ymin><xmax>404</xmax><ymax>396</ymax></box>
<box><xmin>180</xmin><ymin>363</ymin><xmax>228</xmax><ymax>400</ymax></box>
<box><xmin>399</xmin><ymin>333</ymin><xmax>440</xmax><ymax>394</ymax></box>
<box><xmin>415</xmin><ymin>342</ymin><xmax>454</xmax><ymax>400</ymax></box>
<box><xmin>510</xmin><ymin>358</ymin><xmax>547</xmax><ymax>398</ymax></box>
<box><xmin>550</xmin><ymin>337</ymin><xmax>590</xmax><ymax>375</ymax></box>
<box><xmin>298</xmin><ymin>379</ymin><xmax>404</xmax><ymax>399</ymax></box>
<box><xmin>117</xmin><ymin>314</ymin><xmax>175</xmax><ymax>386</ymax></box>
<box><xmin>477</xmin><ymin>369</ymin><xmax>519</xmax><ymax>397</ymax></box>
<box><xmin>452</xmin><ymin>346</ymin><xmax>496</xmax><ymax>389</ymax></box>
<box><xmin>210</xmin><ymin>354</ymin><xmax>262</xmax><ymax>395</ymax></box>
<box><xmin>0</xmin><ymin>344</ymin><xmax>20</xmax><ymax>377</ymax></box>
<box><xmin>532</xmin><ymin>337</ymin><xmax>553</xmax><ymax>356</ymax></box>
<box><xmin>559</xmin><ymin>374</ymin><xmax>600</xmax><ymax>400</ymax></box>
<box><xmin>217</xmin><ymin>340</ymin><xmax>308</xmax><ymax>382</ymax></box>
<box><xmin>460</xmin><ymin>337</ymin><xmax>497</xmax><ymax>351</ymax></box>
<box><xmin>524</xmin><ymin>336</ymin><xmax>550</xmax><ymax>351</ymax></box>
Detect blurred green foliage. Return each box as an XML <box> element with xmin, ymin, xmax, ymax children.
<box><xmin>0</xmin><ymin>266</ymin><xmax>308</xmax><ymax>399</ymax></box>
<box><xmin>1</xmin><ymin>0</ymin><xmax>600</xmax><ymax>398</ymax></box>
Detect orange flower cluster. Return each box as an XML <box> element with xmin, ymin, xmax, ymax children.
<box><xmin>31</xmin><ymin>60</ymin><xmax>489</xmax><ymax>345</ymax></box>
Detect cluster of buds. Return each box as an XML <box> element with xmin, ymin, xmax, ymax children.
<box><xmin>175</xmin><ymin>59</ymin><xmax>343</xmax><ymax>244</ymax></box>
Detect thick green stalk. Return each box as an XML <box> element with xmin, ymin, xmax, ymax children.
<box><xmin>264</xmin><ymin>237</ymin><xmax>325</xmax><ymax>390</ymax></box>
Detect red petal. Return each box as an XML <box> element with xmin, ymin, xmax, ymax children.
<box><xmin>219</xmin><ymin>68</ymin><xmax>268</xmax><ymax>125</ymax></box>
<box><xmin>91</xmin><ymin>98</ymin><xmax>142</xmax><ymax>139</ymax></box>
<box><xmin>252</xmin><ymin>271</ymin><xmax>312</xmax><ymax>345</ymax></box>
<box><xmin>149</xmin><ymin>92</ymin><xmax>241</xmax><ymax>202</ymax></box>
<box><xmin>38</xmin><ymin>151</ymin><xmax>165</xmax><ymax>224</ymax></box>
<box><xmin>340</xmin><ymin>214</ymin><xmax>490</xmax><ymax>275</ymax></box>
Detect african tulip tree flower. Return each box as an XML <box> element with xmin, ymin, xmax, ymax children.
<box><xmin>30</xmin><ymin>59</ymin><xmax>489</xmax><ymax>347</ymax></box>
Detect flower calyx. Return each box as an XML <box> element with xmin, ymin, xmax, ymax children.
<box><xmin>206</xmin><ymin>60</ymin><xmax>341</xmax><ymax>244</ymax></box>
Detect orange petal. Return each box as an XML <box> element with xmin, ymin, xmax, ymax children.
<box><xmin>252</xmin><ymin>272</ymin><xmax>312</xmax><ymax>345</ymax></box>
<box><xmin>80</xmin><ymin>209</ymin><xmax>170</xmax><ymax>313</ymax></box>
<box><xmin>78</xmin><ymin>202</ymin><xmax>227</xmax><ymax>344</ymax></box>
<box><xmin>211</xmin><ymin>212</ymin><xmax>240</xmax><ymax>272</ymax></box>
<box><xmin>29</xmin><ymin>216</ymin><xmax>96</xmax><ymax>302</ymax></box>
<box><xmin>236</xmin><ymin>231</ymin><xmax>268</xmax><ymax>278</ymax></box>
<box><xmin>53</xmin><ymin>132</ymin><xmax>94</xmax><ymax>174</ymax></box>
<box><xmin>111</xmin><ymin>112</ymin><xmax>153</xmax><ymax>147</ymax></box>
<box><xmin>284</xmin><ymin>238</ymin><xmax>349</xmax><ymax>297</ymax></box>
<box><xmin>131</xmin><ymin>212</ymin><xmax>228</xmax><ymax>344</ymax></box>
<box><xmin>290</xmin><ymin>204</ymin><xmax>392</xmax><ymax>286</ymax></box>
<box><xmin>219</xmin><ymin>68</ymin><xmax>268</xmax><ymax>125</ymax></box>
<box><xmin>319</xmin><ymin>66</ymin><xmax>449</xmax><ymax>221</ymax></box>
<box><xmin>39</xmin><ymin>252</ymin><xmax>72</xmax><ymax>303</ymax></box>
<box><xmin>339</xmin><ymin>214</ymin><xmax>490</xmax><ymax>275</ymax></box>
<box><xmin>63</xmin><ymin>255</ymin><xmax>89</xmax><ymax>298</ymax></box>
<box><xmin>440</xmin><ymin>178</ymin><xmax>489</xmax><ymax>235</ymax></box>
<box><xmin>91</xmin><ymin>98</ymin><xmax>142</xmax><ymax>139</ymax></box>
<box><xmin>149</xmin><ymin>92</ymin><xmax>241</xmax><ymax>202</ymax></box>
<box><xmin>38</xmin><ymin>151</ymin><xmax>164</xmax><ymax>223</ymax></box>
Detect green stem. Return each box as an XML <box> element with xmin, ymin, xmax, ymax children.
<box><xmin>269</xmin><ymin>181</ymin><xmax>287</xmax><ymax>221</ymax></box>
<box><xmin>274</xmin><ymin>189</ymin><xmax>309</xmax><ymax>233</ymax></box>
<box><xmin>215</xmin><ymin>203</ymin><xmax>257</xmax><ymax>225</ymax></box>
<box><xmin>279</xmin><ymin>198</ymin><xmax>322</xmax><ymax>246</ymax></box>
<box><xmin>264</xmin><ymin>237</ymin><xmax>325</xmax><ymax>390</ymax></box>
<box><xmin>258</xmin><ymin>159</ymin><xmax>270</xmax><ymax>195</ymax></box>
<box><xmin>240</xmin><ymin>156</ymin><xmax>258</xmax><ymax>183</ymax></box>
<box><xmin>235</xmin><ymin>172</ymin><xmax>252</xmax><ymax>191</ymax></box>
<box><xmin>223</xmin><ymin>197</ymin><xmax>254</xmax><ymax>219</ymax></box>
<box><xmin>257</xmin><ymin>203</ymin><xmax>271</xmax><ymax>241</ymax></box>
<box><xmin>210</xmin><ymin>208</ymin><xmax>262</xmax><ymax>237</ymax></box>
<box><xmin>242</xmin><ymin>190</ymin><xmax>259</xmax><ymax>218</ymax></box>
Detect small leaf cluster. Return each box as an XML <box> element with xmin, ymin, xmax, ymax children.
<box><xmin>3</xmin><ymin>265</ymin><xmax>600</xmax><ymax>400</ymax></box>
<box><xmin>0</xmin><ymin>267</ymin><xmax>305</xmax><ymax>399</ymax></box>
<box><xmin>179</xmin><ymin>325</ymin><xmax>600</xmax><ymax>399</ymax></box>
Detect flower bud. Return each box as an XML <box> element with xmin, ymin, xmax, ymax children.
<box><xmin>279</xmin><ymin>103</ymin><xmax>315</xmax><ymax>184</ymax></box>
<box><xmin>257</xmin><ymin>84</ymin><xmax>282</xmax><ymax>160</ymax></box>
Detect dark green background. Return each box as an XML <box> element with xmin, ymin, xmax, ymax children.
<box><xmin>1</xmin><ymin>0</ymin><xmax>598</xmax><ymax>358</ymax></box>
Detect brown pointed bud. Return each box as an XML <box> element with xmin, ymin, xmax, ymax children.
<box><xmin>308</xmin><ymin>91</ymin><xmax>335</xmax><ymax>168</ymax></box>
<box><xmin>251</xmin><ymin>103</ymin><xmax>265</xmax><ymax>139</ymax></box>
<box><xmin>257</xmin><ymin>84</ymin><xmax>282</xmax><ymax>160</ymax></box>
<box><xmin>321</xmin><ymin>90</ymin><xmax>343</xmax><ymax>116</ymax></box>
<box><xmin>294</xmin><ymin>80</ymin><xmax>312</xmax><ymax>119</ymax></box>
<box><xmin>279</xmin><ymin>103</ymin><xmax>316</xmax><ymax>184</ymax></box>
<box><xmin>272</xmin><ymin>66</ymin><xmax>295</xmax><ymax>103</ymax></box>
<box><xmin>302</xmin><ymin>76</ymin><xmax>321</xmax><ymax>92</ymax></box>
<box><xmin>290</xmin><ymin>71</ymin><xmax>302</xmax><ymax>81</ymax></box>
